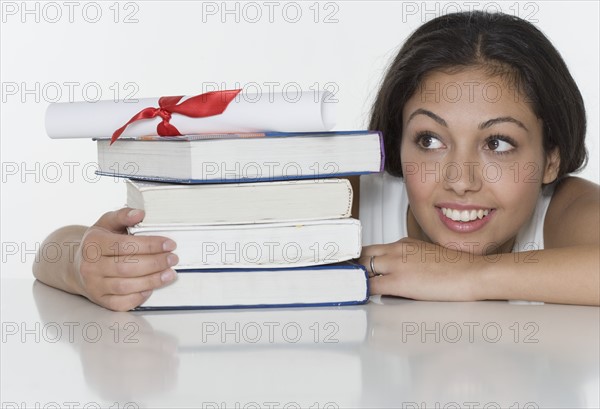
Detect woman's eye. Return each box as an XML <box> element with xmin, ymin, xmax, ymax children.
<box><xmin>417</xmin><ymin>134</ymin><xmax>444</xmax><ymax>149</ymax></box>
<box><xmin>485</xmin><ymin>138</ymin><xmax>514</xmax><ymax>153</ymax></box>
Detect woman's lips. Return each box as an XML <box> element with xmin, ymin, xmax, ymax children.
<box><xmin>436</xmin><ymin>206</ymin><xmax>495</xmax><ymax>233</ymax></box>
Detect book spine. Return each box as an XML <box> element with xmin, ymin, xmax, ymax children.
<box><xmin>134</xmin><ymin>298</ymin><xmax>369</xmax><ymax>311</ymax></box>
<box><xmin>377</xmin><ymin>131</ymin><xmax>386</xmax><ymax>172</ymax></box>
<box><xmin>96</xmin><ymin>171</ymin><xmax>379</xmax><ymax>184</ymax></box>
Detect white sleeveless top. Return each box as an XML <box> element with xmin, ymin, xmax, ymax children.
<box><xmin>359</xmin><ymin>172</ymin><xmax>554</xmax><ymax>251</ymax></box>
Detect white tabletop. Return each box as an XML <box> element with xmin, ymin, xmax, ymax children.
<box><xmin>1</xmin><ymin>277</ymin><xmax>599</xmax><ymax>409</ymax></box>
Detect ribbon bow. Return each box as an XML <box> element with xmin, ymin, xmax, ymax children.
<box><xmin>110</xmin><ymin>89</ymin><xmax>242</xmax><ymax>144</ymax></box>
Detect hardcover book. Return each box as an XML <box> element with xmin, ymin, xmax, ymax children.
<box><xmin>96</xmin><ymin>131</ymin><xmax>384</xmax><ymax>183</ymax></box>
<box><xmin>136</xmin><ymin>262</ymin><xmax>369</xmax><ymax>310</ymax></box>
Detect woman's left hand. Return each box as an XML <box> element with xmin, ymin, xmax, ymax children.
<box><xmin>358</xmin><ymin>237</ymin><xmax>483</xmax><ymax>301</ymax></box>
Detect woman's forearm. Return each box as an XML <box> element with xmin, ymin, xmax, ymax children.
<box><xmin>32</xmin><ymin>225</ymin><xmax>87</xmax><ymax>295</ymax></box>
<box><xmin>476</xmin><ymin>245</ymin><xmax>600</xmax><ymax>306</ymax></box>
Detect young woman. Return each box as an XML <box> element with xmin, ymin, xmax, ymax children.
<box><xmin>33</xmin><ymin>11</ymin><xmax>599</xmax><ymax>310</ymax></box>
<box><xmin>357</xmin><ymin>11</ymin><xmax>599</xmax><ymax>305</ymax></box>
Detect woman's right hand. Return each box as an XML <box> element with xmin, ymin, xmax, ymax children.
<box><xmin>71</xmin><ymin>207</ymin><xmax>179</xmax><ymax>311</ymax></box>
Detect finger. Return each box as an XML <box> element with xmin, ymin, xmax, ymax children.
<box><xmin>359</xmin><ymin>244</ymin><xmax>389</xmax><ymax>258</ymax></box>
<box><xmin>368</xmin><ymin>274</ymin><xmax>396</xmax><ymax>296</ymax></box>
<box><xmin>94</xmin><ymin>207</ymin><xmax>146</xmax><ymax>234</ymax></box>
<box><xmin>98</xmin><ymin>253</ymin><xmax>179</xmax><ymax>278</ymax></box>
<box><xmin>105</xmin><ymin>269</ymin><xmax>177</xmax><ymax>296</ymax></box>
<box><xmin>359</xmin><ymin>253</ymin><xmax>394</xmax><ymax>278</ymax></box>
<box><xmin>99</xmin><ymin>290</ymin><xmax>154</xmax><ymax>312</ymax></box>
<box><xmin>84</xmin><ymin>229</ymin><xmax>177</xmax><ymax>257</ymax></box>
<box><xmin>359</xmin><ymin>254</ymin><xmax>397</xmax><ymax>278</ymax></box>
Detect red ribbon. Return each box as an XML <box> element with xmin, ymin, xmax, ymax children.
<box><xmin>110</xmin><ymin>89</ymin><xmax>242</xmax><ymax>144</ymax></box>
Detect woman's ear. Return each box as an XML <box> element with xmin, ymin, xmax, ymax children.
<box><xmin>542</xmin><ymin>147</ymin><xmax>561</xmax><ymax>184</ymax></box>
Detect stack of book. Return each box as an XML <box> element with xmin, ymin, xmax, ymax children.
<box><xmin>46</xmin><ymin>91</ymin><xmax>384</xmax><ymax>310</ymax></box>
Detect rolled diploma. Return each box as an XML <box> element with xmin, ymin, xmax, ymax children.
<box><xmin>45</xmin><ymin>91</ymin><xmax>336</xmax><ymax>139</ymax></box>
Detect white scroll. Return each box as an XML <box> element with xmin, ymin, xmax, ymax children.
<box><xmin>45</xmin><ymin>91</ymin><xmax>336</xmax><ymax>139</ymax></box>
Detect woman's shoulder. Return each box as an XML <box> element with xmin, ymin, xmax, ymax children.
<box><xmin>549</xmin><ymin>176</ymin><xmax>599</xmax><ymax>214</ymax></box>
<box><xmin>545</xmin><ymin>176</ymin><xmax>600</xmax><ymax>247</ymax></box>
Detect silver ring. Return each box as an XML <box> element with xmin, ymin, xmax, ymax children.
<box><xmin>369</xmin><ymin>255</ymin><xmax>379</xmax><ymax>277</ymax></box>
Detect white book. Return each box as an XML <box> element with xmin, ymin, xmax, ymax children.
<box><xmin>126</xmin><ymin>178</ymin><xmax>353</xmax><ymax>225</ymax></box>
<box><xmin>137</xmin><ymin>262</ymin><xmax>368</xmax><ymax>309</ymax></box>
<box><xmin>128</xmin><ymin>218</ymin><xmax>362</xmax><ymax>269</ymax></box>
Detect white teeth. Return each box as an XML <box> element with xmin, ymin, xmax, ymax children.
<box><xmin>441</xmin><ymin>207</ymin><xmax>491</xmax><ymax>222</ymax></box>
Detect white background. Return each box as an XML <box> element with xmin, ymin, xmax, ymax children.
<box><xmin>1</xmin><ymin>1</ymin><xmax>598</xmax><ymax>278</ymax></box>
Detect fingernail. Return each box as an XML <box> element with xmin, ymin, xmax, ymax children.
<box><xmin>128</xmin><ymin>209</ymin><xmax>142</xmax><ymax>218</ymax></box>
<box><xmin>167</xmin><ymin>253</ymin><xmax>179</xmax><ymax>267</ymax></box>
<box><xmin>141</xmin><ymin>290</ymin><xmax>152</xmax><ymax>297</ymax></box>
<box><xmin>161</xmin><ymin>269</ymin><xmax>177</xmax><ymax>282</ymax></box>
<box><xmin>163</xmin><ymin>240</ymin><xmax>177</xmax><ymax>252</ymax></box>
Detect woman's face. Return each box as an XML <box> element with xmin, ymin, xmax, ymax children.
<box><xmin>400</xmin><ymin>68</ymin><xmax>559</xmax><ymax>254</ymax></box>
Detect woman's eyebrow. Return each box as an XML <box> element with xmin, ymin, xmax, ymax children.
<box><xmin>407</xmin><ymin>110</ymin><xmax>529</xmax><ymax>132</ymax></box>
<box><xmin>479</xmin><ymin>116</ymin><xmax>529</xmax><ymax>131</ymax></box>
<box><xmin>407</xmin><ymin>109</ymin><xmax>447</xmax><ymax>127</ymax></box>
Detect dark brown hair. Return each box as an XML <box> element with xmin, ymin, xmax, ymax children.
<box><xmin>370</xmin><ymin>11</ymin><xmax>587</xmax><ymax>178</ymax></box>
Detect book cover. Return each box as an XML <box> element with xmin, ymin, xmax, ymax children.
<box><xmin>135</xmin><ymin>262</ymin><xmax>369</xmax><ymax>310</ymax></box>
<box><xmin>96</xmin><ymin>130</ymin><xmax>385</xmax><ymax>183</ymax></box>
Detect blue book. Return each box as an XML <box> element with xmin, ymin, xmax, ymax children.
<box><xmin>135</xmin><ymin>262</ymin><xmax>369</xmax><ymax>311</ymax></box>
<box><xmin>95</xmin><ymin>130</ymin><xmax>384</xmax><ymax>183</ymax></box>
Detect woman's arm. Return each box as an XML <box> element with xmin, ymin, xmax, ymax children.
<box><xmin>476</xmin><ymin>244</ymin><xmax>599</xmax><ymax>305</ymax></box>
<box><xmin>32</xmin><ymin>208</ymin><xmax>179</xmax><ymax>311</ymax></box>
<box><xmin>478</xmin><ymin>177</ymin><xmax>599</xmax><ymax>305</ymax></box>
<box><xmin>32</xmin><ymin>224</ymin><xmax>88</xmax><ymax>295</ymax></box>
<box><xmin>359</xmin><ymin>177</ymin><xmax>600</xmax><ymax>306</ymax></box>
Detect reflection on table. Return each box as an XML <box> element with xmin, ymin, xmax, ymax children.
<box><xmin>0</xmin><ymin>278</ymin><xmax>598</xmax><ymax>408</ymax></box>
